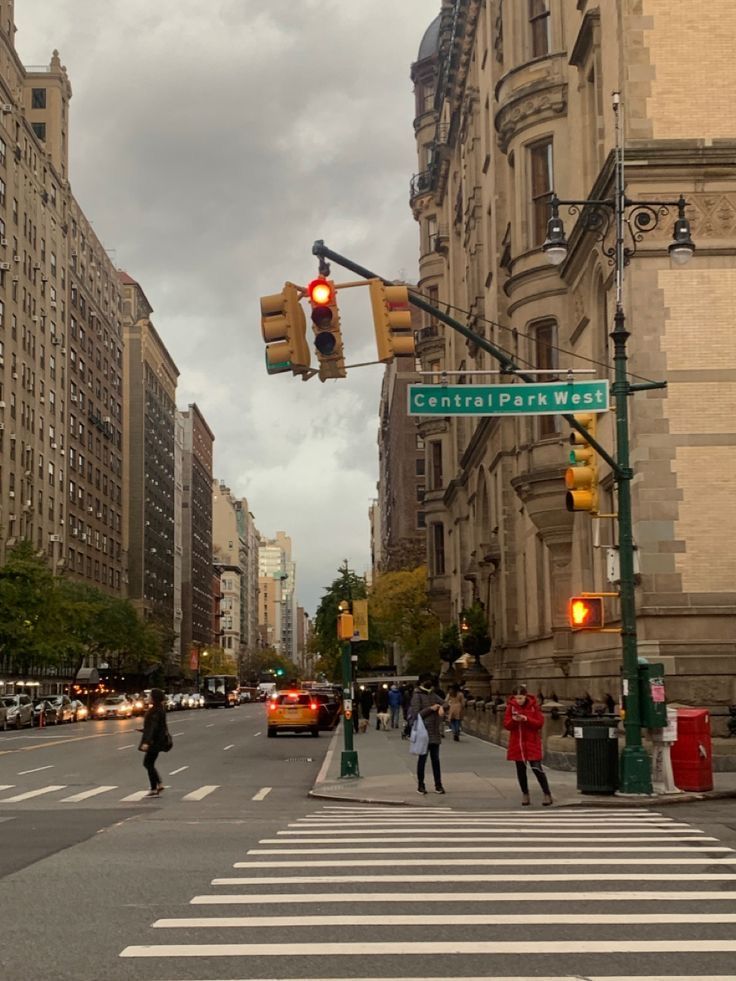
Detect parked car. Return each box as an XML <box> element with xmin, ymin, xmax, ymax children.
<box><xmin>164</xmin><ymin>693</ymin><xmax>176</xmax><ymax>712</ymax></box>
<box><xmin>1</xmin><ymin>694</ymin><xmax>34</xmax><ymax>729</ymax></box>
<box><xmin>45</xmin><ymin>694</ymin><xmax>75</xmax><ymax>724</ymax></box>
<box><xmin>128</xmin><ymin>694</ymin><xmax>147</xmax><ymax>716</ymax></box>
<box><xmin>188</xmin><ymin>693</ymin><xmax>204</xmax><ymax>709</ymax></box>
<box><xmin>93</xmin><ymin>695</ymin><xmax>134</xmax><ymax>719</ymax></box>
<box><xmin>238</xmin><ymin>689</ymin><xmax>253</xmax><ymax>704</ymax></box>
<box><xmin>70</xmin><ymin>699</ymin><xmax>89</xmax><ymax>722</ymax></box>
<box><xmin>311</xmin><ymin>687</ymin><xmax>342</xmax><ymax>731</ymax></box>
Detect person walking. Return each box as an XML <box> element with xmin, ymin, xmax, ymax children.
<box><xmin>137</xmin><ymin>688</ymin><xmax>171</xmax><ymax>798</ymax></box>
<box><xmin>503</xmin><ymin>684</ymin><xmax>552</xmax><ymax>807</ymax></box>
<box><xmin>409</xmin><ymin>671</ymin><xmax>446</xmax><ymax>795</ymax></box>
<box><xmin>387</xmin><ymin>683</ymin><xmax>402</xmax><ymax>729</ymax></box>
<box><xmin>447</xmin><ymin>683</ymin><xmax>465</xmax><ymax>741</ymax></box>
<box><xmin>358</xmin><ymin>686</ymin><xmax>373</xmax><ymax>733</ymax></box>
<box><xmin>374</xmin><ymin>684</ymin><xmax>390</xmax><ymax>730</ymax></box>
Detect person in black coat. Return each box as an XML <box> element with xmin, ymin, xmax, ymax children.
<box><xmin>138</xmin><ymin>688</ymin><xmax>170</xmax><ymax>797</ymax></box>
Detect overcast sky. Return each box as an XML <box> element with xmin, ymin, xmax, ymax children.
<box><xmin>18</xmin><ymin>0</ymin><xmax>436</xmax><ymax>614</ymax></box>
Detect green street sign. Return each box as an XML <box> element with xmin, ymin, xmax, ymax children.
<box><xmin>408</xmin><ymin>380</ymin><xmax>609</xmax><ymax>416</ymax></box>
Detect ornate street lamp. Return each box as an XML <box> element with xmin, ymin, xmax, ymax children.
<box><xmin>544</xmin><ymin>93</ymin><xmax>694</xmax><ymax>795</ymax></box>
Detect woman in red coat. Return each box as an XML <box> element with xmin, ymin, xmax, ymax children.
<box><xmin>503</xmin><ymin>685</ymin><xmax>553</xmax><ymax>806</ymax></box>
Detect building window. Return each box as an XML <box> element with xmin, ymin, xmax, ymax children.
<box><xmin>430</xmin><ymin>441</ymin><xmax>443</xmax><ymax>490</ymax></box>
<box><xmin>529</xmin><ymin>139</ymin><xmax>553</xmax><ymax>248</ymax></box>
<box><xmin>417</xmin><ymin>511</ymin><xmax>426</xmax><ymax>530</ymax></box>
<box><xmin>529</xmin><ymin>0</ymin><xmax>551</xmax><ymax>58</ymax></box>
<box><xmin>31</xmin><ymin>122</ymin><xmax>46</xmax><ymax>142</ymax></box>
<box><xmin>416</xmin><ymin>458</ymin><xmax>425</xmax><ymax>477</ymax></box>
<box><xmin>534</xmin><ymin>320</ymin><xmax>559</xmax><ymax>437</ymax></box>
<box><xmin>431</xmin><ymin>523</ymin><xmax>445</xmax><ymax>576</ymax></box>
<box><xmin>31</xmin><ymin>88</ymin><xmax>46</xmax><ymax>109</ymax></box>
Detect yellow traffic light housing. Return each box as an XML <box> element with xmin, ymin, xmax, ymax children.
<box><xmin>307</xmin><ymin>277</ymin><xmax>346</xmax><ymax>382</ymax></box>
<box><xmin>568</xmin><ymin>595</ymin><xmax>605</xmax><ymax>631</ymax></box>
<box><xmin>368</xmin><ymin>279</ymin><xmax>414</xmax><ymax>363</ymax></box>
<box><xmin>565</xmin><ymin>412</ymin><xmax>599</xmax><ymax>512</ymax></box>
<box><xmin>260</xmin><ymin>283</ymin><xmax>310</xmax><ymax>376</ymax></box>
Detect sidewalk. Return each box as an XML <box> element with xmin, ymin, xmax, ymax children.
<box><xmin>311</xmin><ymin>720</ymin><xmax>736</xmax><ymax>810</ymax></box>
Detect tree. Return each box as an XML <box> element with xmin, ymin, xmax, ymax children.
<box><xmin>0</xmin><ymin>541</ymin><xmax>59</xmax><ymax>675</ymax></box>
<box><xmin>312</xmin><ymin>562</ymin><xmax>370</xmax><ymax>680</ymax></box>
<box><xmin>439</xmin><ymin>622</ymin><xmax>462</xmax><ymax>667</ymax></box>
<box><xmin>460</xmin><ymin>602</ymin><xmax>492</xmax><ymax>663</ymax></box>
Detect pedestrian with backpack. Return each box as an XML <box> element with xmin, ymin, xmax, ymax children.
<box><xmin>409</xmin><ymin>672</ymin><xmax>447</xmax><ymax>795</ymax></box>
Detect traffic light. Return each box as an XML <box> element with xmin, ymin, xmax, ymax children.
<box><xmin>368</xmin><ymin>278</ymin><xmax>414</xmax><ymax>363</ymax></box>
<box><xmin>568</xmin><ymin>595</ymin><xmax>605</xmax><ymax>631</ymax></box>
<box><xmin>307</xmin><ymin>277</ymin><xmax>346</xmax><ymax>381</ymax></box>
<box><xmin>565</xmin><ymin>412</ymin><xmax>599</xmax><ymax>512</ymax></box>
<box><xmin>260</xmin><ymin>283</ymin><xmax>310</xmax><ymax>375</ymax></box>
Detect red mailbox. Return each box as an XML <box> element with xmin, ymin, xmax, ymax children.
<box><xmin>670</xmin><ymin>708</ymin><xmax>713</xmax><ymax>792</ymax></box>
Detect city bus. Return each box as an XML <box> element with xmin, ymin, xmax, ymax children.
<box><xmin>201</xmin><ymin>675</ymin><xmax>239</xmax><ymax>708</ymax></box>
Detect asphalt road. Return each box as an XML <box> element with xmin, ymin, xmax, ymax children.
<box><xmin>2</xmin><ymin>710</ymin><xmax>736</xmax><ymax>981</ymax></box>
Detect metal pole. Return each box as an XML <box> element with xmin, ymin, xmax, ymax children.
<box><xmin>340</xmin><ymin>639</ymin><xmax>359</xmax><ymax>778</ymax></box>
<box><xmin>611</xmin><ymin>96</ymin><xmax>651</xmax><ymax>793</ymax></box>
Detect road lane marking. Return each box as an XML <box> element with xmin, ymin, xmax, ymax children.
<box><xmin>248</xmin><ymin>844</ymin><xmax>733</xmax><ymax>855</ymax></box>
<box><xmin>17</xmin><ymin>765</ymin><xmax>54</xmax><ymax>774</ymax></box>
<box><xmin>182</xmin><ymin>785</ymin><xmax>218</xmax><ymax>801</ymax></box>
<box><xmin>205</xmin><ymin>723</ymin><xmax>215</xmax><ymax>728</ymax></box>
<box><xmin>0</xmin><ymin>784</ymin><xmax>15</xmax><ymax>791</ymax></box>
<box><xmin>298</xmin><ymin>817</ymin><xmax>680</xmax><ymax>825</ymax></box>
<box><xmin>120</xmin><ymin>940</ymin><xmax>736</xmax><ymax>957</ymax></box>
<box><xmin>252</xmin><ymin>787</ymin><xmax>271</xmax><ymax>801</ymax></box>
<box><xmin>252</xmin><ymin>731</ymin><xmax>262</xmax><ymax>736</ymax></box>
<box><xmin>0</xmin><ymin>784</ymin><xmax>66</xmax><ymax>802</ymax></box>
<box><xmin>235</xmin><ymin>856</ymin><xmax>736</xmax><ymax>868</ymax></box>
<box><xmin>171</xmin><ymin>731</ymin><xmax>184</xmax><ymax>737</ymax></box>
<box><xmin>121</xmin><ymin>790</ymin><xmax>152</xmax><ymax>802</ymax></box>
<box><xmin>117</xmin><ymin>744</ymin><xmax>135</xmax><ymax>750</ymax></box>
<box><xmin>192</xmin><ymin>889</ymin><xmax>736</xmax><ymax>905</ymax></box>
<box><xmin>169</xmin><ymin>766</ymin><xmax>189</xmax><ymax>775</ymax></box>
<box><xmin>156</xmin><ymin>911</ymin><xmax>736</xmax><ymax>928</ymax></box>
<box><xmin>224</xmin><ymin>744</ymin><xmax>235</xmax><ymax>751</ymax></box>
<box><xmin>61</xmin><ymin>786</ymin><xmax>117</xmax><ymax>803</ymax></box>
<box><xmin>112</xmin><ymin>975</ymin><xmax>736</xmax><ymax>981</ymax></box>
<box><xmin>213</xmin><ymin>871</ymin><xmax>736</xmax><ymax>885</ymax></box>
<box><xmin>270</xmin><ymin>834</ymin><xmax>713</xmax><ymax>844</ymax></box>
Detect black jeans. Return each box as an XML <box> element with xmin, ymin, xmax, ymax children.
<box><xmin>143</xmin><ymin>748</ymin><xmax>161</xmax><ymax>790</ymax></box>
<box><xmin>417</xmin><ymin>743</ymin><xmax>442</xmax><ymax>789</ymax></box>
<box><xmin>515</xmin><ymin>759</ymin><xmax>551</xmax><ymax>796</ymax></box>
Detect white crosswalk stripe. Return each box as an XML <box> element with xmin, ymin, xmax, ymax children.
<box><xmin>0</xmin><ymin>782</ymin><xmax>224</xmax><ymax>804</ymax></box>
<box><xmin>0</xmin><ymin>784</ymin><xmax>66</xmax><ymax>802</ymax></box>
<box><xmin>117</xmin><ymin>803</ymin><xmax>736</xmax><ymax>977</ymax></box>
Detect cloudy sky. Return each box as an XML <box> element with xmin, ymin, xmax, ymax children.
<box><xmin>18</xmin><ymin>0</ymin><xmax>436</xmax><ymax>614</ymax></box>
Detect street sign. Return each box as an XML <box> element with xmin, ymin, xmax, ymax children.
<box><xmin>352</xmin><ymin>599</ymin><xmax>369</xmax><ymax>641</ymax></box>
<box><xmin>408</xmin><ymin>380</ymin><xmax>609</xmax><ymax>416</ymax></box>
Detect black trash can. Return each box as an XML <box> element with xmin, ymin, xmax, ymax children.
<box><xmin>573</xmin><ymin>716</ymin><xmax>619</xmax><ymax>794</ymax></box>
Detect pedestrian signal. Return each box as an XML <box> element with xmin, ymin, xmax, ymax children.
<box><xmin>565</xmin><ymin>412</ymin><xmax>599</xmax><ymax>512</ymax></box>
<box><xmin>568</xmin><ymin>595</ymin><xmax>605</xmax><ymax>631</ymax></box>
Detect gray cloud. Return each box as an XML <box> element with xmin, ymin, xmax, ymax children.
<box><xmin>18</xmin><ymin>0</ymin><xmax>433</xmax><ymax>612</ymax></box>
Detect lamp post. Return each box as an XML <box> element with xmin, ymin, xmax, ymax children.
<box><xmin>195</xmin><ymin>648</ymin><xmax>208</xmax><ymax>693</ymax></box>
<box><xmin>543</xmin><ymin>93</ymin><xmax>695</xmax><ymax>794</ymax></box>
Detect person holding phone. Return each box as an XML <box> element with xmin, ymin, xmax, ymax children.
<box><xmin>409</xmin><ymin>672</ymin><xmax>447</xmax><ymax>795</ymax></box>
<box><xmin>503</xmin><ymin>684</ymin><xmax>552</xmax><ymax>806</ymax></box>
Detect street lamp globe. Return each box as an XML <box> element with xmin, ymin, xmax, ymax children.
<box><xmin>542</xmin><ymin>216</ymin><xmax>569</xmax><ymax>266</ymax></box>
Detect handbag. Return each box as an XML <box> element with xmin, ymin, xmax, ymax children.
<box><xmin>409</xmin><ymin>713</ymin><xmax>429</xmax><ymax>756</ymax></box>
<box><xmin>161</xmin><ymin>728</ymin><xmax>173</xmax><ymax>752</ymax></box>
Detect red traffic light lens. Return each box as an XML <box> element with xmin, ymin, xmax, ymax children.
<box><xmin>569</xmin><ymin>596</ymin><xmax>604</xmax><ymax>630</ymax></box>
<box><xmin>308</xmin><ymin>279</ymin><xmax>333</xmax><ymax>306</ymax></box>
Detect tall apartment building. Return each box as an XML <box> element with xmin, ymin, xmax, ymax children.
<box><xmin>212</xmin><ymin>479</ymin><xmax>261</xmax><ymax>667</ymax></box>
<box><xmin>410</xmin><ymin>2</ymin><xmax>736</xmax><ymax>705</ymax></box>
<box><xmin>0</xmin><ymin>4</ymin><xmax>125</xmax><ymax>595</ymax></box>
<box><xmin>258</xmin><ymin>532</ymin><xmax>296</xmax><ymax>658</ymax></box>
<box><xmin>376</xmin><ymin>353</ymin><xmax>426</xmax><ymax>573</ymax></box>
<box><xmin>121</xmin><ymin>272</ymin><xmax>178</xmax><ymax>631</ymax></box>
<box><xmin>179</xmin><ymin>404</ymin><xmax>214</xmax><ymax>663</ymax></box>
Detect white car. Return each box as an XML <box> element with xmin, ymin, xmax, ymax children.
<box><xmin>1</xmin><ymin>694</ymin><xmax>35</xmax><ymax>729</ymax></box>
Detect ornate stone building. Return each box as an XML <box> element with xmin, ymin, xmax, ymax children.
<box><xmin>410</xmin><ymin>1</ymin><xmax>736</xmax><ymax>709</ymax></box>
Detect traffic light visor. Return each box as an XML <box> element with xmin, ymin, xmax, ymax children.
<box><xmin>569</xmin><ymin>596</ymin><xmax>604</xmax><ymax>630</ymax></box>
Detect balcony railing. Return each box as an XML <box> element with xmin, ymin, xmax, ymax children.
<box><xmin>417</xmin><ymin>324</ymin><xmax>440</xmax><ymax>343</ymax></box>
<box><xmin>410</xmin><ymin>170</ymin><xmax>432</xmax><ymax>200</ymax></box>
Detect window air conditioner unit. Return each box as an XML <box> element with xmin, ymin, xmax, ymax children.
<box><xmin>1</xmin><ymin>104</ymin><xmax>11</xmax><ymax>113</ymax></box>
<box><xmin>80</xmin><ymin>533</ymin><xmax>87</xmax><ymax>542</ymax></box>
<box><xmin>50</xmin><ymin>442</ymin><xmax>57</xmax><ymax>449</ymax></box>
<box><xmin>0</xmin><ymin>261</ymin><xmax>10</xmax><ymax>271</ymax></box>
<box><xmin>96</xmin><ymin>512</ymin><xmax>102</xmax><ymax>518</ymax></box>
<box><xmin>71</xmin><ymin>528</ymin><xmax>77</xmax><ymax>537</ymax></box>
<box><xmin>50</xmin><ymin>301</ymin><xmax>57</xmax><ymax>309</ymax></box>
<box><xmin>49</xmin><ymin>534</ymin><xmax>61</xmax><ymax>542</ymax></box>
<box><xmin>13</xmin><ymin>255</ymin><xmax>19</xmax><ymax>262</ymax></box>
<box><xmin>0</xmin><ymin>239</ymin><xmax>6</xmax><ymax>246</ymax></box>
<box><xmin>25</xmin><ymin>499</ymin><xmax>32</xmax><ymax>507</ymax></box>
<box><xmin>33</xmin><ymin>262</ymin><xmax>40</xmax><ymax>270</ymax></box>
<box><xmin>8</xmin><ymin>490</ymin><xmax>15</xmax><ymax>497</ymax></box>
<box><xmin>0</xmin><ymin>423</ymin><xmax>4</xmax><ymax>430</ymax></box>
<box><xmin>0</xmin><ymin>400</ymin><xmax>5</xmax><ymax>407</ymax></box>
<box><xmin>31</xmin><ymin>315</ymin><xmax>39</xmax><ymax>322</ymax></box>
<box><xmin>70</xmin><ymin>395</ymin><xmax>77</xmax><ymax>402</ymax></box>
<box><xmin>88</xmin><ymin>506</ymin><xmax>93</xmax><ymax>512</ymax></box>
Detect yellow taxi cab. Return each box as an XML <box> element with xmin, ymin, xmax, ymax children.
<box><xmin>266</xmin><ymin>690</ymin><xmax>320</xmax><ymax>738</ymax></box>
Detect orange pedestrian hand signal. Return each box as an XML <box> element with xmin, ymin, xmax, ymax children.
<box><xmin>569</xmin><ymin>595</ymin><xmax>604</xmax><ymax>631</ymax></box>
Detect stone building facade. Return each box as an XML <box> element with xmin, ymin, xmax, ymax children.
<box><xmin>410</xmin><ymin>1</ymin><xmax>736</xmax><ymax>710</ymax></box>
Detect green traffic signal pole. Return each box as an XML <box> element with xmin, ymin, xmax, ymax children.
<box><xmin>340</xmin><ymin>638</ymin><xmax>359</xmax><ymax>778</ymax></box>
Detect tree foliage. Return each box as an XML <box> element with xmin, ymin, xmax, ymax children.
<box><xmin>460</xmin><ymin>602</ymin><xmax>492</xmax><ymax>661</ymax></box>
<box><xmin>0</xmin><ymin>541</ymin><xmax>170</xmax><ymax>678</ymax></box>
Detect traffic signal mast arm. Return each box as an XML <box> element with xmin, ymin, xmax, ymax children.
<box><xmin>312</xmin><ymin>240</ymin><xmax>620</xmax><ymax>473</ymax></box>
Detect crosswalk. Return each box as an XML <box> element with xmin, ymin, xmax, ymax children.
<box><xmin>0</xmin><ymin>782</ymin><xmax>221</xmax><ymax>804</ymax></box>
<box><xmin>117</xmin><ymin>803</ymin><xmax>736</xmax><ymax>979</ymax></box>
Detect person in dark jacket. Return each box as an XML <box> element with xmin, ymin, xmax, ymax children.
<box><xmin>503</xmin><ymin>684</ymin><xmax>552</xmax><ymax>806</ymax></box>
<box><xmin>409</xmin><ymin>671</ymin><xmax>447</xmax><ymax>795</ymax></box>
<box><xmin>388</xmin><ymin>684</ymin><xmax>403</xmax><ymax>729</ymax></box>
<box><xmin>138</xmin><ymin>688</ymin><xmax>170</xmax><ymax>797</ymax></box>
<box><xmin>358</xmin><ymin>686</ymin><xmax>373</xmax><ymax>732</ymax></box>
